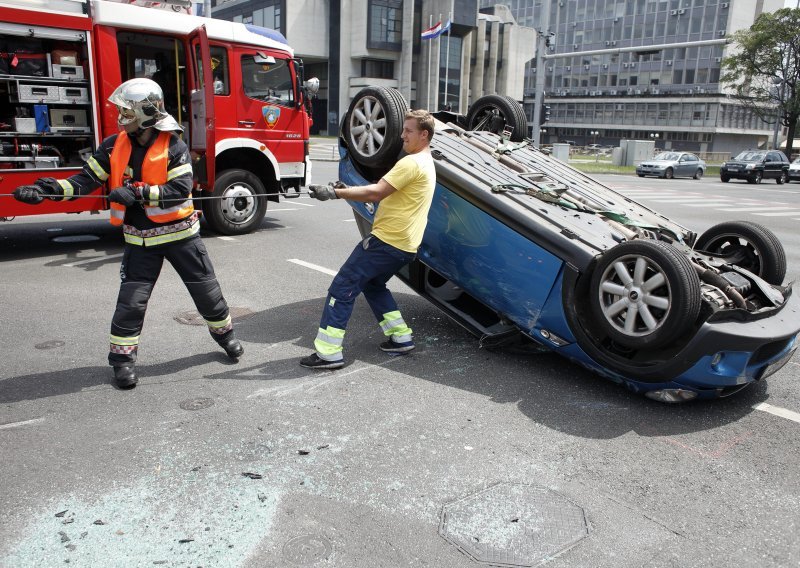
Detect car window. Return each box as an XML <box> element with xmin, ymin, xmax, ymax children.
<box><xmin>241</xmin><ymin>55</ymin><xmax>294</xmax><ymax>106</ymax></box>
<box><xmin>734</xmin><ymin>151</ymin><xmax>765</xmax><ymax>162</ymax></box>
<box><xmin>793</xmin><ymin>158</ymin><xmax>800</xmax><ymax>164</ymax></box>
<box><xmin>684</xmin><ymin>154</ymin><xmax>697</xmax><ymax>162</ymax></box>
<box><xmin>655</xmin><ymin>152</ymin><xmax>678</xmax><ymax>161</ymax></box>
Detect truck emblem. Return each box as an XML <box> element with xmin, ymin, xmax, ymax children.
<box><xmin>263</xmin><ymin>106</ymin><xmax>281</xmax><ymax>129</ymax></box>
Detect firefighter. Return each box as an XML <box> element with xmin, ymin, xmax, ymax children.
<box><xmin>12</xmin><ymin>78</ymin><xmax>243</xmax><ymax>389</ymax></box>
<box><xmin>300</xmin><ymin>109</ymin><xmax>436</xmax><ymax>369</ymax></box>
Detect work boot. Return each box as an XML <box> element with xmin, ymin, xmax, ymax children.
<box><xmin>112</xmin><ymin>365</ymin><xmax>137</xmax><ymax>389</ymax></box>
<box><xmin>379</xmin><ymin>338</ymin><xmax>415</xmax><ymax>354</ymax></box>
<box><xmin>299</xmin><ymin>353</ymin><xmax>344</xmax><ymax>370</ymax></box>
<box><xmin>221</xmin><ymin>337</ymin><xmax>244</xmax><ymax>360</ymax></box>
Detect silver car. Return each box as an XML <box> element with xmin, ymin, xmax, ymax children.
<box><xmin>636</xmin><ymin>151</ymin><xmax>706</xmax><ymax>179</ymax></box>
<box><xmin>789</xmin><ymin>157</ymin><xmax>800</xmax><ymax>183</ymax></box>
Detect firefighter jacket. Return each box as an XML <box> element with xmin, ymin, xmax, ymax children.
<box><xmin>52</xmin><ymin>130</ymin><xmax>195</xmax><ymax>247</ymax></box>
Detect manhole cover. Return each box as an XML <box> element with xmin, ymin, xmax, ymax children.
<box><xmin>439</xmin><ymin>483</ymin><xmax>589</xmax><ymax>567</ymax></box>
<box><xmin>51</xmin><ymin>235</ymin><xmax>100</xmax><ymax>243</ymax></box>
<box><xmin>35</xmin><ymin>340</ymin><xmax>65</xmax><ymax>350</ymax></box>
<box><xmin>179</xmin><ymin>397</ymin><xmax>214</xmax><ymax>411</ymax></box>
<box><xmin>174</xmin><ymin>306</ymin><xmax>255</xmax><ymax>326</ymax></box>
<box><xmin>282</xmin><ymin>534</ymin><xmax>332</xmax><ymax>565</ymax></box>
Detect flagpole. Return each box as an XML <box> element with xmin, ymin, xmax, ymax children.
<box><xmin>436</xmin><ymin>13</ymin><xmax>442</xmax><ymax>109</ymax></box>
<box><xmin>427</xmin><ymin>14</ymin><xmax>432</xmax><ymax>109</ymax></box>
<box><xmin>443</xmin><ymin>7</ymin><xmax>452</xmax><ymax>111</ymax></box>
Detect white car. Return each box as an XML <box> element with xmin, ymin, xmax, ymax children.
<box><xmin>789</xmin><ymin>157</ymin><xmax>800</xmax><ymax>183</ymax></box>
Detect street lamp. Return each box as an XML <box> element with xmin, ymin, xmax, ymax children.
<box><xmin>590</xmin><ymin>130</ymin><xmax>600</xmax><ymax>161</ymax></box>
<box><xmin>650</xmin><ymin>132</ymin><xmax>660</xmax><ymax>151</ymax></box>
<box><xmin>539</xmin><ymin>127</ymin><xmax>547</xmax><ymax>143</ymax></box>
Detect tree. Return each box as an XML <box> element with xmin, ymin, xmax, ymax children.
<box><xmin>720</xmin><ymin>8</ymin><xmax>800</xmax><ymax>154</ymax></box>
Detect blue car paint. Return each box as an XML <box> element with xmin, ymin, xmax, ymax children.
<box><xmin>340</xmin><ymin>150</ymin><xmax>800</xmax><ymax>399</ymax></box>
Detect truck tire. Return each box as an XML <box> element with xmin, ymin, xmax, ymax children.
<box><xmin>466</xmin><ymin>95</ymin><xmax>527</xmax><ymax>142</ymax></box>
<box><xmin>203</xmin><ymin>169</ymin><xmax>268</xmax><ymax>236</ymax></box>
<box><xmin>695</xmin><ymin>221</ymin><xmax>786</xmax><ymax>285</ymax></box>
<box><xmin>345</xmin><ymin>86</ymin><xmax>409</xmax><ymax>170</ymax></box>
<box><xmin>590</xmin><ymin>240</ymin><xmax>701</xmax><ymax>350</ymax></box>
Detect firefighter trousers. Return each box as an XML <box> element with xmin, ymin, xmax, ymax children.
<box><xmin>315</xmin><ymin>235</ymin><xmax>415</xmax><ymax>360</ymax></box>
<box><xmin>108</xmin><ymin>235</ymin><xmax>233</xmax><ymax>367</ymax></box>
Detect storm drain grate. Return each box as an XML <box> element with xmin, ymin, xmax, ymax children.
<box><xmin>174</xmin><ymin>306</ymin><xmax>255</xmax><ymax>326</ymax></box>
<box><xmin>439</xmin><ymin>483</ymin><xmax>589</xmax><ymax>567</ymax></box>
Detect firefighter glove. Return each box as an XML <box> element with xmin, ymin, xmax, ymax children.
<box><xmin>13</xmin><ymin>185</ymin><xmax>46</xmax><ymax>204</ymax></box>
<box><xmin>35</xmin><ymin>177</ymin><xmax>63</xmax><ymax>196</ymax></box>
<box><xmin>124</xmin><ymin>179</ymin><xmax>150</xmax><ymax>200</ymax></box>
<box><xmin>108</xmin><ymin>185</ymin><xmax>142</xmax><ymax>207</ymax></box>
<box><xmin>308</xmin><ymin>183</ymin><xmax>339</xmax><ymax>201</ymax></box>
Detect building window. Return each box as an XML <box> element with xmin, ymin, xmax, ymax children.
<box><xmin>361</xmin><ymin>59</ymin><xmax>395</xmax><ymax>79</ymax></box>
<box><xmin>368</xmin><ymin>0</ymin><xmax>403</xmax><ymax>51</ymax></box>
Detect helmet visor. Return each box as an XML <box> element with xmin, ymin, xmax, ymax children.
<box><xmin>117</xmin><ymin>105</ymin><xmax>137</xmax><ymax>126</ymax></box>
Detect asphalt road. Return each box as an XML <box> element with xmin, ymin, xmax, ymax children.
<box><xmin>1</xmin><ymin>162</ymin><xmax>799</xmax><ymax>567</ymax></box>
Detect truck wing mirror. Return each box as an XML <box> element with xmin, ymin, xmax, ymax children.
<box><xmin>254</xmin><ymin>53</ymin><xmax>276</xmax><ymax>65</ymax></box>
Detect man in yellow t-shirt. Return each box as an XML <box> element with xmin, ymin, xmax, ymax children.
<box><xmin>301</xmin><ymin>110</ymin><xmax>437</xmax><ymax>369</ymax></box>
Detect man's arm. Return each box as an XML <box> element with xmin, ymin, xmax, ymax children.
<box><xmin>334</xmin><ymin>178</ymin><xmax>397</xmax><ymax>203</ymax></box>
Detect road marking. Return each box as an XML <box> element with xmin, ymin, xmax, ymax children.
<box><xmin>752</xmin><ymin>210</ymin><xmax>800</xmax><ymax>217</ymax></box>
<box><xmin>718</xmin><ymin>206</ymin><xmax>798</xmax><ymax>212</ymax></box>
<box><xmin>268</xmin><ymin>208</ymin><xmax>300</xmax><ymax>212</ymax></box>
<box><xmin>290</xmin><ymin>201</ymin><xmax>315</xmax><ymax>207</ymax></box>
<box><xmin>63</xmin><ymin>253</ymin><xmax>124</xmax><ymax>267</ymax></box>
<box><xmin>0</xmin><ymin>417</ymin><xmax>45</xmax><ymax>430</ymax></box>
<box><xmin>217</xmin><ymin>236</ymin><xmax>237</xmax><ymax>241</ymax></box>
<box><xmin>648</xmin><ymin>196</ymin><xmax>716</xmax><ymax>202</ymax></box>
<box><xmin>753</xmin><ymin>402</ymin><xmax>800</xmax><ymax>424</ymax></box>
<box><xmin>287</xmin><ymin>258</ymin><xmax>337</xmax><ymax>276</ymax></box>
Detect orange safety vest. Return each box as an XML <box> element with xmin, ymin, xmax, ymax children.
<box><xmin>108</xmin><ymin>131</ymin><xmax>194</xmax><ymax>226</ymax></box>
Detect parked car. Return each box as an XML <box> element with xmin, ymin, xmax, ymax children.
<box><xmin>788</xmin><ymin>157</ymin><xmax>800</xmax><ymax>183</ymax></box>
<box><xmin>636</xmin><ymin>152</ymin><xmax>706</xmax><ymax>179</ymax></box>
<box><xmin>720</xmin><ymin>150</ymin><xmax>790</xmax><ymax>184</ymax></box>
<box><xmin>339</xmin><ymin>86</ymin><xmax>799</xmax><ymax>403</ymax></box>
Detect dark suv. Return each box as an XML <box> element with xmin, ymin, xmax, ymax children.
<box><xmin>720</xmin><ymin>150</ymin><xmax>790</xmax><ymax>184</ymax></box>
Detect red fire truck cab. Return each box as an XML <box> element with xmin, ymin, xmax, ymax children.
<box><xmin>0</xmin><ymin>0</ymin><xmax>317</xmax><ymax>234</ymax></box>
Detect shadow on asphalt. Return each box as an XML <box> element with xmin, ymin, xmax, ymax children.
<box><xmin>1</xmin><ymin>292</ymin><xmax>771</xmax><ymax>439</ymax></box>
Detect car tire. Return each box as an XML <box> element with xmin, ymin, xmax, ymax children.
<box><xmin>695</xmin><ymin>221</ymin><xmax>786</xmax><ymax>285</ymax></box>
<box><xmin>748</xmin><ymin>171</ymin><xmax>762</xmax><ymax>184</ymax></box>
<box><xmin>345</xmin><ymin>86</ymin><xmax>409</xmax><ymax>170</ymax></box>
<box><xmin>466</xmin><ymin>94</ymin><xmax>527</xmax><ymax>142</ymax></box>
<box><xmin>637</xmin><ymin>173</ymin><xmax>645</xmax><ymax>178</ymax></box>
<box><xmin>693</xmin><ymin>168</ymin><xmax>704</xmax><ymax>180</ymax></box>
<box><xmin>777</xmin><ymin>172</ymin><xmax>787</xmax><ymax>184</ymax></box>
<box><xmin>590</xmin><ymin>240</ymin><xmax>701</xmax><ymax>350</ymax></box>
<box><xmin>203</xmin><ymin>169</ymin><xmax>268</xmax><ymax>236</ymax></box>
<box><xmin>721</xmin><ymin>174</ymin><xmax>730</xmax><ymax>182</ymax></box>
<box><xmin>664</xmin><ymin>167</ymin><xmax>674</xmax><ymax>179</ymax></box>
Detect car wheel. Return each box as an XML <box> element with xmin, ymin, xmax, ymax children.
<box><xmin>203</xmin><ymin>169</ymin><xmax>267</xmax><ymax>235</ymax></box>
<box><xmin>748</xmin><ymin>171</ymin><xmax>762</xmax><ymax>184</ymax></box>
<box><xmin>590</xmin><ymin>240</ymin><xmax>701</xmax><ymax>349</ymax></box>
<box><xmin>663</xmin><ymin>167</ymin><xmax>674</xmax><ymax>180</ymax></box>
<box><xmin>777</xmin><ymin>172</ymin><xmax>787</xmax><ymax>184</ymax></box>
<box><xmin>466</xmin><ymin>94</ymin><xmax>527</xmax><ymax>142</ymax></box>
<box><xmin>693</xmin><ymin>168</ymin><xmax>704</xmax><ymax>180</ymax></box>
<box><xmin>345</xmin><ymin>86</ymin><xmax>409</xmax><ymax>170</ymax></box>
<box><xmin>721</xmin><ymin>174</ymin><xmax>730</xmax><ymax>183</ymax></box>
<box><xmin>637</xmin><ymin>173</ymin><xmax>645</xmax><ymax>178</ymax></box>
<box><xmin>695</xmin><ymin>221</ymin><xmax>786</xmax><ymax>285</ymax></box>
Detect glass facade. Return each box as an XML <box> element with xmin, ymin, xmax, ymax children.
<box><xmin>439</xmin><ymin>35</ymin><xmax>462</xmax><ymax>111</ymax></box>
<box><xmin>368</xmin><ymin>0</ymin><xmax>403</xmax><ymax>51</ymax></box>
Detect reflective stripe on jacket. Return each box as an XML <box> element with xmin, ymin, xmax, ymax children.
<box><xmin>108</xmin><ymin>131</ymin><xmax>194</xmax><ymax>226</ymax></box>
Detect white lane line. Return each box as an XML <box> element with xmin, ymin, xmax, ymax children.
<box><xmin>0</xmin><ymin>417</ymin><xmax>45</xmax><ymax>430</ymax></box>
<box><xmin>63</xmin><ymin>254</ymin><xmax>124</xmax><ymax>267</ymax></box>
<box><xmin>718</xmin><ymin>206</ymin><xmax>797</xmax><ymax>212</ymax></box>
<box><xmin>752</xmin><ymin>210</ymin><xmax>800</xmax><ymax>217</ymax></box>
<box><xmin>287</xmin><ymin>258</ymin><xmax>337</xmax><ymax>276</ymax></box>
<box><xmin>343</xmin><ymin>219</ymin><xmax>356</xmax><ymax>222</ymax></box>
<box><xmin>217</xmin><ymin>236</ymin><xmax>237</xmax><ymax>241</ymax></box>
<box><xmin>683</xmin><ymin>203</ymin><xmax>735</xmax><ymax>208</ymax></box>
<box><xmin>268</xmin><ymin>208</ymin><xmax>300</xmax><ymax>212</ymax></box>
<box><xmin>290</xmin><ymin>201</ymin><xmax>315</xmax><ymax>207</ymax></box>
<box><xmin>648</xmin><ymin>196</ymin><xmax>714</xmax><ymax>202</ymax></box>
<box><xmin>753</xmin><ymin>402</ymin><xmax>800</xmax><ymax>424</ymax></box>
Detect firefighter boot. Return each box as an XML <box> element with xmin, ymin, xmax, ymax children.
<box><xmin>112</xmin><ymin>365</ymin><xmax>138</xmax><ymax>389</ymax></box>
<box><xmin>221</xmin><ymin>337</ymin><xmax>244</xmax><ymax>360</ymax></box>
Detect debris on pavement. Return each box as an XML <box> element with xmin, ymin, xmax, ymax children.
<box><xmin>241</xmin><ymin>472</ymin><xmax>263</xmax><ymax>479</ymax></box>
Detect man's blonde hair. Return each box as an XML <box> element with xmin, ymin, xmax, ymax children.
<box><xmin>405</xmin><ymin>109</ymin><xmax>435</xmax><ymax>140</ymax></box>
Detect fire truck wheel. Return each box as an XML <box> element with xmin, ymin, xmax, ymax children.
<box><xmin>345</xmin><ymin>86</ymin><xmax>409</xmax><ymax>170</ymax></box>
<box><xmin>204</xmin><ymin>169</ymin><xmax>268</xmax><ymax>236</ymax></box>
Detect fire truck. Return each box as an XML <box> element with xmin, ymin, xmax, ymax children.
<box><xmin>0</xmin><ymin>0</ymin><xmax>317</xmax><ymax>234</ymax></box>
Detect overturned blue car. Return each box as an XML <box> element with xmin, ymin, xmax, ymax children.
<box><xmin>339</xmin><ymin>86</ymin><xmax>799</xmax><ymax>402</ymax></box>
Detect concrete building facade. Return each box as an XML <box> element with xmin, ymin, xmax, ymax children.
<box><xmin>210</xmin><ymin>0</ymin><xmax>536</xmax><ymax>134</ymax></box>
<box><xmin>483</xmin><ymin>0</ymin><xmax>785</xmax><ymax>154</ymax></box>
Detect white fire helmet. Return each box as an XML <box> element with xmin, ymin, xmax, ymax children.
<box><xmin>108</xmin><ymin>78</ymin><xmax>182</xmax><ymax>132</ymax></box>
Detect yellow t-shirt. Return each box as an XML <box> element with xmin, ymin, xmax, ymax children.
<box><xmin>372</xmin><ymin>152</ymin><xmax>436</xmax><ymax>253</ymax></box>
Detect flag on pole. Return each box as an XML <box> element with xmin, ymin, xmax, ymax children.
<box><xmin>421</xmin><ymin>20</ymin><xmax>442</xmax><ymax>40</ymax></box>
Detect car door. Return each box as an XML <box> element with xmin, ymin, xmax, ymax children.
<box><xmin>189</xmin><ymin>26</ymin><xmax>215</xmax><ymax>187</ymax></box>
<box><xmin>682</xmin><ymin>154</ymin><xmax>698</xmax><ymax>177</ymax></box>
<box><xmin>765</xmin><ymin>152</ymin><xmax>782</xmax><ymax>180</ymax></box>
